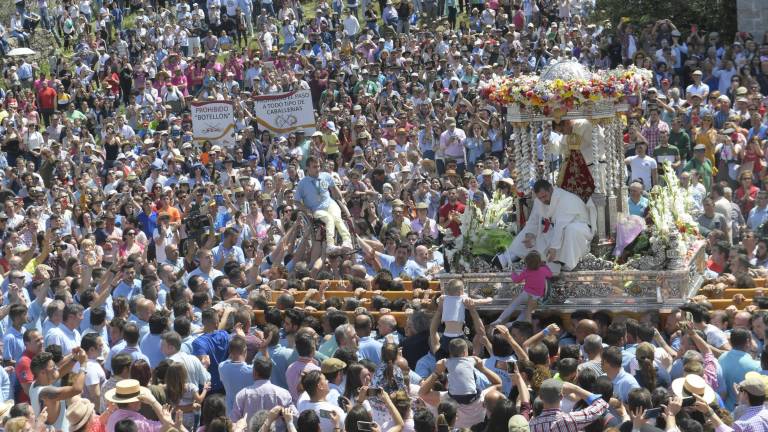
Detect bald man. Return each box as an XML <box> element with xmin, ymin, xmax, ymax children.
<box><xmin>395</xmin><ymin>355</ymin><xmax>423</xmax><ymax>385</ymax></box>
<box><xmin>134</xmin><ymin>298</ymin><xmax>156</xmax><ymax>339</ymax></box>
<box><xmin>473</xmin><ymin>389</ymin><xmax>506</xmax><ymax>432</ymax></box>
<box><xmin>575</xmin><ymin>319</ymin><xmax>599</xmax><ymax>344</ymax></box>
<box><xmin>733</xmin><ymin>311</ymin><xmax>753</xmax><ymax>330</ymax></box>
<box><xmin>377</xmin><ymin>314</ymin><xmax>401</xmax><ymax>344</ymax></box>
<box><xmin>356</xmin><ymin>314</ymin><xmax>383</xmax><ymax>364</ymax></box>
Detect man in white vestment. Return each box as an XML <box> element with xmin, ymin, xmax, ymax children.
<box><xmin>497</xmin><ymin>180</ymin><xmax>594</xmax><ymax>272</ymax></box>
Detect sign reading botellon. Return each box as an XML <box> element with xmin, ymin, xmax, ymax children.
<box><xmin>191</xmin><ymin>101</ymin><xmax>236</xmax><ymax>148</ymax></box>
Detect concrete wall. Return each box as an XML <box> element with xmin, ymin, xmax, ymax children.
<box><xmin>738</xmin><ymin>0</ymin><xmax>768</xmax><ymax>38</ymax></box>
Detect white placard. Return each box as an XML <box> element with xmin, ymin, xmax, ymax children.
<box><xmin>253</xmin><ymin>90</ymin><xmax>316</xmax><ymax>134</ymax></box>
<box><xmin>191</xmin><ymin>101</ymin><xmax>236</xmax><ymax>148</ymax></box>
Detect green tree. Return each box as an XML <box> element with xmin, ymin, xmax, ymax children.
<box><xmin>594</xmin><ymin>0</ymin><xmax>737</xmax><ymax>41</ymax></box>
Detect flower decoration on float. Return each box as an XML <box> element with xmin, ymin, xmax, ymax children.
<box><xmin>482</xmin><ymin>66</ymin><xmax>653</xmax><ymax>116</ymax></box>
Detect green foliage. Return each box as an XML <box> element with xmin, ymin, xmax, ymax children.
<box><xmin>593</xmin><ymin>0</ymin><xmax>737</xmax><ymax>41</ymax></box>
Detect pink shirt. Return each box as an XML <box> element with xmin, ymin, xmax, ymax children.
<box><xmin>285</xmin><ymin>357</ymin><xmax>320</xmax><ymax>403</ymax></box>
<box><xmin>511</xmin><ymin>266</ymin><xmax>553</xmax><ymax>297</ymax></box>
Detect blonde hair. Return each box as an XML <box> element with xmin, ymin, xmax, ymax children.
<box><xmin>445</xmin><ymin>279</ymin><xmax>464</xmax><ymax>296</ymax></box>
<box><xmin>4</xmin><ymin>418</ymin><xmax>27</xmax><ymax>432</ymax></box>
<box><xmin>635</xmin><ymin>342</ymin><xmax>657</xmax><ymax>391</ymax></box>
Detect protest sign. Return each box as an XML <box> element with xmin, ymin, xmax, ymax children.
<box><xmin>253</xmin><ymin>90</ymin><xmax>315</xmax><ymax>133</ymax></box>
<box><xmin>191</xmin><ymin>101</ymin><xmax>236</xmax><ymax>148</ymax></box>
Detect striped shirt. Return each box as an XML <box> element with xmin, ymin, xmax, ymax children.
<box><xmin>529</xmin><ymin>396</ymin><xmax>609</xmax><ymax>432</ymax></box>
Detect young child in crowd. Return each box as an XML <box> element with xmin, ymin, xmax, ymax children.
<box><xmin>440</xmin><ymin>279</ymin><xmax>492</xmax><ymax>346</ymax></box>
<box><xmin>445</xmin><ymin>338</ymin><xmax>481</xmax><ymax>404</ymax></box>
<box><xmin>492</xmin><ymin>251</ymin><xmax>553</xmax><ymax>325</ymax></box>
<box><xmin>165</xmin><ymin>362</ymin><xmax>209</xmax><ymax>430</ymax></box>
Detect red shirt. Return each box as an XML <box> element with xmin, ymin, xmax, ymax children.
<box><xmin>707</xmin><ymin>258</ymin><xmax>724</xmax><ymax>274</ymax></box>
<box><xmin>439</xmin><ymin>201</ymin><xmax>466</xmax><ymax>237</ymax></box>
<box><xmin>15</xmin><ymin>350</ymin><xmax>35</xmax><ymax>403</ymax></box>
<box><xmin>38</xmin><ymin>86</ymin><xmax>57</xmax><ymax>110</ymax></box>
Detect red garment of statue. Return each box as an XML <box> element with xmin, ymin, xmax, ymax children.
<box><xmin>558</xmin><ymin>149</ymin><xmax>595</xmax><ymax>203</ymax></box>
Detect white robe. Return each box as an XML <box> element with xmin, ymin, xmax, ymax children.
<box><xmin>502</xmin><ymin>187</ymin><xmax>594</xmax><ymax>270</ymax></box>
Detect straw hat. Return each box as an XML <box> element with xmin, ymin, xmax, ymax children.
<box><xmin>0</xmin><ymin>400</ymin><xmax>13</xmax><ymax>419</ymax></box>
<box><xmin>671</xmin><ymin>374</ymin><xmax>716</xmax><ymax>404</ymax></box>
<box><xmin>744</xmin><ymin>371</ymin><xmax>768</xmax><ymax>395</ymax></box>
<box><xmin>104</xmin><ymin>379</ymin><xmax>149</xmax><ymax>404</ymax></box>
<box><xmin>66</xmin><ymin>398</ymin><xmax>94</xmax><ymax>431</ymax></box>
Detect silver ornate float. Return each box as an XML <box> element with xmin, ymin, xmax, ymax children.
<box><xmin>439</xmin><ymin>62</ymin><xmax>706</xmax><ymax>312</ymax></box>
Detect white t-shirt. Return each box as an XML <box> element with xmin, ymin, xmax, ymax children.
<box><xmin>627</xmin><ymin>155</ymin><xmax>657</xmax><ymax>191</ymax></box>
<box><xmin>430</xmin><ymin>388</ymin><xmax>490</xmax><ymax>429</ymax></box>
<box><xmin>84</xmin><ymin>358</ymin><xmax>106</xmax><ymax>403</ymax></box>
<box><xmin>153</xmin><ymin>228</ymin><xmax>175</xmax><ymax>263</ymax></box>
<box><xmin>686</xmin><ymin>82</ymin><xmax>710</xmax><ymax>99</ymax></box>
<box><xmin>295</xmin><ymin>400</ymin><xmax>346</xmax><ymax>432</ymax></box>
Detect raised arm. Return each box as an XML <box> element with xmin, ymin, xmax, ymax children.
<box><xmin>494</xmin><ymin>325</ymin><xmax>529</xmax><ymax>362</ymax></box>
<box><xmin>523</xmin><ymin>323</ymin><xmax>560</xmax><ymax>350</ymax></box>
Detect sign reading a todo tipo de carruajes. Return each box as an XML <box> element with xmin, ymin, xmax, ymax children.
<box><xmin>191</xmin><ymin>101</ymin><xmax>236</xmax><ymax>148</ymax></box>
<box><xmin>253</xmin><ymin>90</ymin><xmax>315</xmax><ymax>134</ymax></box>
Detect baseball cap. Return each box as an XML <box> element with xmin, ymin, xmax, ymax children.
<box><xmin>507</xmin><ymin>415</ymin><xmax>529</xmax><ymax>432</ymax></box>
<box><xmin>321</xmin><ymin>358</ymin><xmax>347</xmax><ymax>374</ymax></box>
<box><xmin>739</xmin><ymin>375</ymin><xmax>767</xmax><ymax>397</ymax></box>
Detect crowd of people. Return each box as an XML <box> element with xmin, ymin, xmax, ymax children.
<box><xmin>1</xmin><ymin>0</ymin><xmax>768</xmax><ymax>431</ymax></box>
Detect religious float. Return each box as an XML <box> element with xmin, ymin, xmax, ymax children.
<box><xmin>438</xmin><ymin>61</ymin><xmax>707</xmax><ymax>312</ymax></box>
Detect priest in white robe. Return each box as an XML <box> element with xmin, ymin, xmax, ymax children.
<box><xmin>497</xmin><ymin>180</ymin><xmax>594</xmax><ymax>272</ymax></box>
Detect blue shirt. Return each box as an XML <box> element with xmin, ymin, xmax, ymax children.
<box><xmin>181</xmin><ymin>335</ymin><xmax>197</xmax><ymax>354</ymax></box>
<box><xmin>357</xmin><ymin>336</ymin><xmax>383</xmax><ymax>365</ymax></box>
<box><xmin>212</xmin><ymin>244</ymin><xmax>246</xmax><ymax>266</ymax></box>
<box><xmin>214</xmin><ymin>209</ymin><xmax>233</xmax><ymax>231</ymax></box>
<box><xmin>377</xmin><ymin>253</ymin><xmax>406</xmax><ymax>278</ymax></box>
<box><xmin>415</xmin><ymin>352</ymin><xmax>437</xmax><ymax>380</ymax></box>
<box><xmin>218</xmin><ymin>359</ymin><xmax>254</xmax><ymax>414</ymax></box>
<box><xmin>192</xmin><ymin>330</ymin><xmax>231</xmax><ymax>392</ymax></box>
<box><xmin>484</xmin><ymin>356</ymin><xmax>516</xmax><ymax>396</ymax></box>
<box><xmin>28</xmin><ymin>301</ymin><xmax>45</xmax><ymax>332</ymax></box>
<box><xmin>748</xmin><ymin>206</ymin><xmax>768</xmax><ymax>231</ymax></box>
<box><xmin>612</xmin><ymin>368</ymin><xmax>640</xmax><ymax>402</ymax></box>
<box><xmin>748</xmin><ymin>124</ymin><xmax>768</xmax><ymax>142</ymax></box>
<box><xmin>403</xmin><ymin>260</ymin><xmax>428</xmax><ymax>279</ymax></box>
<box><xmin>139</xmin><ymin>333</ymin><xmax>165</xmax><ymax>368</ymax></box>
<box><xmin>0</xmin><ymin>366</ymin><xmax>9</xmax><ymax>401</ymax></box>
<box><xmin>3</xmin><ymin>326</ymin><xmax>25</xmax><ymax>362</ymax></box>
<box><xmin>113</xmin><ymin>280</ymin><xmax>140</xmax><ymax>299</ymax></box>
<box><xmin>295</xmin><ymin>173</ymin><xmax>334</xmax><ymax>211</ymax></box>
<box><xmin>116</xmin><ymin>345</ymin><xmax>151</xmax><ymax>367</ymax></box>
<box><xmin>265</xmin><ymin>344</ymin><xmax>294</xmax><ymax>390</ymax></box>
<box><xmin>719</xmin><ymin>349</ymin><xmax>761</xmax><ymax>409</ymax></box>
<box><xmin>45</xmin><ymin>323</ymin><xmax>81</xmax><ymax>355</ymax></box>
<box><xmin>622</xmin><ymin>344</ymin><xmax>638</xmax><ymax>372</ymax></box>
<box><xmin>137</xmin><ymin>211</ymin><xmax>158</xmax><ymax>238</ymax></box>
<box><xmin>81</xmin><ymin>305</ymin><xmax>114</xmax><ymax>334</ymax></box>
<box><xmin>628</xmin><ymin>196</ymin><xmax>649</xmax><ymax>217</ymax></box>
<box><xmin>105</xmin><ymin>340</ymin><xmax>127</xmax><ymax>373</ymax></box>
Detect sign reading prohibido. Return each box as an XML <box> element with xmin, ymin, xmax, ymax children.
<box><xmin>191</xmin><ymin>101</ymin><xmax>236</xmax><ymax>148</ymax></box>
